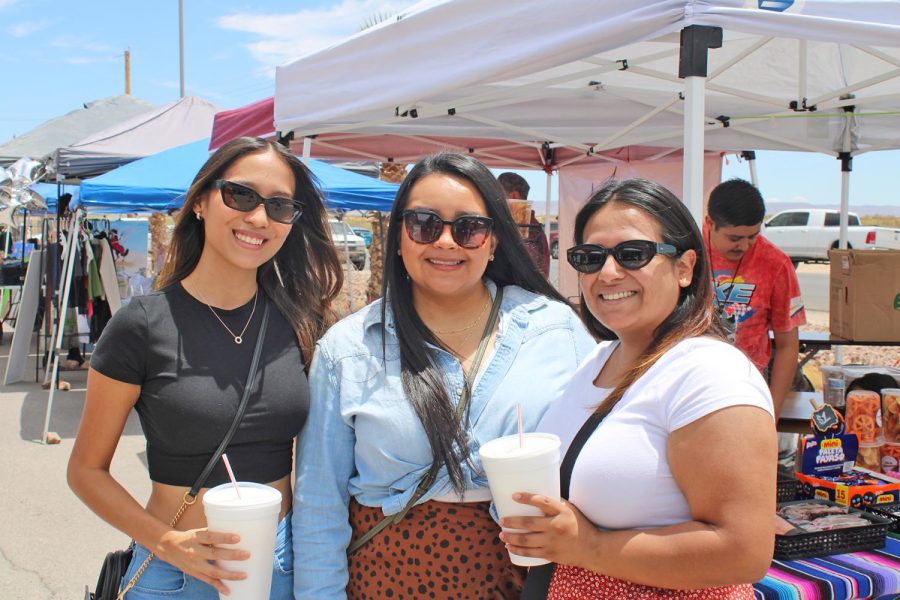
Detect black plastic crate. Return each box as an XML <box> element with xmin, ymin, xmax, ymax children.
<box><xmin>865</xmin><ymin>502</ymin><xmax>900</xmax><ymax>533</ymax></box>
<box><xmin>775</xmin><ymin>499</ymin><xmax>891</xmax><ymax>560</ymax></box>
<box><xmin>777</xmin><ymin>469</ymin><xmax>801</xmax><ymax>502</ymax></box>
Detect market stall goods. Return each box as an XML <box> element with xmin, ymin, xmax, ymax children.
<box><xmin>845</xmin><ymin>390</ymin><xmax>883</xmax><ymax>444</ymax></box>
<box><xmin>882</xmin><ymin>388</ymin><xmax>900</xmax><ymax>443</ymax></box>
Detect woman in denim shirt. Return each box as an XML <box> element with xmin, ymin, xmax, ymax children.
<box><xmin>293</xmin><ymin>153</ymin><xmax>594</xmax><ymax>599</ymax></box>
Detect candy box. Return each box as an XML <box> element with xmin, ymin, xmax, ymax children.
<box><xmin>796</xmin><ymin>470</ymin><xmax>900</xmax><ymax>508</ymax></box>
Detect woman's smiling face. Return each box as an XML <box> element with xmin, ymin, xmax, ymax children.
<box><xmin>196</xmin><ymin>148</ymin><xmax>295</xmax><ymax>275</ymax></box>
<box><xmin>579</xmin><ymin>202</ymin><xmax>695</xmax><ymax>347</ymax></box>
<box><xmin>399</xmin><ymin>173</ymin><xmax>497</xmax><ymax>303</ymax></box>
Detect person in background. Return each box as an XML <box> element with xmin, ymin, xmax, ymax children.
<box><xmin>294</xmin><ymin>152</ymin><xmax>595</xmax><ymax>599</ymax></box>
<box><xmin>68</xmin><ymin>137</ymin><xmax>343</xmax><ymax>599</ymax></box>
<box><xmin>705</xmin><ymin>178</ymin><xmax>806</xmax><ymax>419</ymax></box>
<box><xmin>504</xmin><ymin>178</ymin><xmax>776</xmax><ymax>598</ymax></box>
<box><xmin>498</xmin><ymin>172</ymin><xmax>551</xmax><ymax>278</ymax></box>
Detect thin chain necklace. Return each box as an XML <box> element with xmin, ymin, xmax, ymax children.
<box><xmin>200</xmin><ymin>289</ymin><xmax>259</xmax><ymax>344</ymax></box>
<box><xmin>431</xmin><ymin>294</ymin><xmax>491</xmax><ymax>335</ymax></box>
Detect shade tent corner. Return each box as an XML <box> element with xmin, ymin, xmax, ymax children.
<box><xmin>50</xmin><ymin>96</ymin><xmax>224</xmax><ymax>180</ymax></box>
<box><xmin>0</xmin><ymin>95</ymin><xmax>156</xmax><ymax>169</ymax></box>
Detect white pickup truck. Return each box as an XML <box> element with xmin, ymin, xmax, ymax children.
<box><xmin>763</xmin><ymin>208</ymin><xmax>900</xmax><ymax>266</ymax></box>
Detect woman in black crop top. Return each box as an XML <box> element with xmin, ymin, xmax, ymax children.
<box><xmin>67</xmin><ymin>137</ymin><xmax>343</xmax><ymax>599</ymax></box>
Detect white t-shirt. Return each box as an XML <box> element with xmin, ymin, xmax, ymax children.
<box><xmin>538</xmin><ymin>336</ymin><xmax>773</xmax><ymax>531</ymax></box>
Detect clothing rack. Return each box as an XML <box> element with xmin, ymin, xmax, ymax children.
<box><xmin>40</xmin><ymin>210</ymin><xmax>120</xmax><ymax>444</ymax></box>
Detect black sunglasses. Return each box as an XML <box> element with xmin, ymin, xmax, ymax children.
<box><xmin>215</xmin><ymin>180</ymin><xmax>304</xmax><ymax>224</ymax></box>
<box><xmin>401</xmin><ymin>209</ymin><xmax>494</xmax><ymax>249</ymax></box>
<box><xmin>567</xmin><ymin>240</ymin><xmax>680</xmax><ymax>273</ymax></box>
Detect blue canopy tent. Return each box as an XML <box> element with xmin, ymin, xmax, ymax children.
<box><xmin>28</xmin><ymin>183</ymin><xmax>81</xmax><ymax>215</ymax></box>
<box><xmin>78</xmin><ymin>138</ymin><xmax>398</xmax><ymax>212</ymax></box>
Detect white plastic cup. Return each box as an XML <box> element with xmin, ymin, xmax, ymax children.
<box><xmin>202</xmin><ymin>482</ymin><xmax>282</xmax><ymax>600</ymax></box>
<box><xmin>479</xmin><ymin>432</ymin><xmax>561</xmax><ymax>567</ymax></box>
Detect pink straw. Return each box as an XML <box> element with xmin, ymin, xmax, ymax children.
<box><xmin>517</xmin><ymin>403</ymin><xmax>524</xmax><ymax>448</ymax></box>
<box><xmin>221</xmin><ymin>453</ymin><xmax>241</xmax><ymax>499</ymax></box>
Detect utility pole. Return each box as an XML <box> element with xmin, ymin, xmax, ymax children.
<box><xmin>124</xmin><ymin>50</ymin><xmax>131</xmax><ymax>95</ymax></box>
<box><xmin>179</xmin><ymin>0</ymin><xmax>185</xmax><ymax>98</ymax></box>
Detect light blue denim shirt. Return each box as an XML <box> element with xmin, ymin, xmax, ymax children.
<box><xmin>292</xmin><ymin>280</ymin><xmax>595</xmax><ymax>598</ymax></box>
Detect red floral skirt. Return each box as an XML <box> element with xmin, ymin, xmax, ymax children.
<box><xmin>348</xmin><ymin>499</ymin><xmax>525</xmax><ymax>599</ymax></box>
<box><xmin>547</xmin><ymin>564</ymin><xmax>756</xmax><ymax>599</ymax></box>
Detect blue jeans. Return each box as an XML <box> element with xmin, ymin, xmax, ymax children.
<box><xmin>120</xmin><ymin>512</ymin><xmax>293</xmax><ymax>599</ymax></box>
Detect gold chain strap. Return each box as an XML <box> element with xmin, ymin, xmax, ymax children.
<box><xmin>116</xmin><ymin>493</ymin><xmax>197</xmax><ymax>599</ymax></box>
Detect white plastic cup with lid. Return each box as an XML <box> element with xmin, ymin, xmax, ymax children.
<box><xmin>202</xmin><ymin>482</ymin><xmax>282</xmax><ymax>600</ymax></box>
<box><xmin>478</xmin><ymin>432</ymin><xmax>561</xmax><ymax>567</ymax></box>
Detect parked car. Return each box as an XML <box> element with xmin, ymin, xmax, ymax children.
<box><xmin>329</xmin><ymin>219</ymin><xmax>367</xmax><ymax>270</ymax></box>
<box><xmin>763</xmin><ymin>208</ymin><xmax>900</xmax><ymax>267</ymax></box>
<box><xmin>351</xmin><ymin>226</ymin><xmax>373</xmax><ymax>248</ymax></box>
<box><xmin>548</xmin><ymin>221</ymin><xmax>559</xmax><ymax>259</ymax></box>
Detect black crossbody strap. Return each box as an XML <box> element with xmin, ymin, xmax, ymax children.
<box><xmin>348</xmin><ymin>286</ymin><xmax>504</xmax><ymax>556</ymax></box>
<box><xmin>189</xmin><ymin>300</ymin><xmax>270</xmax><ymax>499</ymax></box>
<box><xmin>522</xmin><ymin>393</ymin><xmax>611</xmax><ymax>599</ymax></box>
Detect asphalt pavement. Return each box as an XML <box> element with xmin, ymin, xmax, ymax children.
<box><xmin>0</xmin><ymin>338</ymin><xmax>149</xmax><ymax>600</ymax></box>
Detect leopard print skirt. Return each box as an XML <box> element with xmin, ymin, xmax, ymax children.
<box><xmin>348</xmin><ymin>499</ymin><xmax>525</xmax><ymax>599</ymax></box>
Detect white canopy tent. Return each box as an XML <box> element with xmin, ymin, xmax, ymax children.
<box><xmin>273</xmin><ymin>0</ymin><xmax>900</xmax><ymax>232</ymax></box>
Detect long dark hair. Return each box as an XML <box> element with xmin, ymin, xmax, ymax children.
<box><xmin>156</xmin><ymin>137</ymin><xmax>343</xmax><ymax>363</ymax></box>
<box><xmin>383</xmin><ymin>152</ymin><xmax>565</xmax><ymax>494</ymax></box>
<box><xmin>573</xmin><ymin>178</ymin><xmax>725</xmax><ymax>414</ymax></box>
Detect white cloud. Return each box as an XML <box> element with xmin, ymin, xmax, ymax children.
<box><xmin>216</xmin><ymin>0</ymin><xmax>414</xmax><ymax>75</ymax></box>
<box><xmin>8</xmin><ymin>20</ymin><xmax>50</xmax><ymax>37</ymax></box>
<box><xmin>51</xmin><ymin>36</ymin><xmax>118</xmax><ymax>54</ymax></box>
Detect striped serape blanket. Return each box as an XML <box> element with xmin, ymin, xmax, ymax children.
<box><xmin>753</xmin><ymin>535</ymin><xmax>900</xmax><ymax>599</ymax></box>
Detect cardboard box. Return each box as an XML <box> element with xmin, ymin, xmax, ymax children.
<box><xmin>829</xmin><ymin>249</ymin><xmax>900</xmax><ymax>342</ymax></box>
<box><xmin>796</xmin><ymin>470</ymin><xmax>900</xmax><ymax>508</ymax></box>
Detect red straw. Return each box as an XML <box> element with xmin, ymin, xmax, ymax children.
<box><xmin>517</xmin><ymin>403</ymin><xmax>524</xmax><ymax>448</ymax></box>
<box><xmin>221</xmin><ymin>453</ymin><xmax>241</xmax><ymax>499</ymax></box>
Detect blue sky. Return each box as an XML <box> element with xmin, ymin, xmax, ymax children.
<box><xmin>1</xmin><ymin>0</ymin><xmax>897</xmax><ymax>209</ymax></box>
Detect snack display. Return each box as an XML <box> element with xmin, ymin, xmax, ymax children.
<box><xmin>882</xmin><ymin>388</ymin><xmax>900</xmax><ymax>443</ymax></box>
<box><xmin>857</xmin><ymin>444</ymin><xmax>882</xmax><ymax>472</ymax></box>
<box><xmin>777</xmin><ymin>501</ymin><xmax>871</xmax><ymax>532</ymax></box>
<box><xmin>845</xmin><ymin>390</ymin><xmax>883</xmax><ymax>443</ymax></box>
<box><xmin>881</xmin><ymin>442</ymin><xmax>900</xmax><ymax>475</ymax></box>
<box><xmin>774</xmin><ymin>499</ymin><xmax>891</xmax><ymax>559</ymax></box>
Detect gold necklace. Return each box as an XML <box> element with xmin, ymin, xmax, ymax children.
<box><xmin>201</xmin><ymin>290</ymin><xmax>259</xmax><ymax>344</ymax></box>
<box><xmin>431</xmin><ymin>294</ymin><xmax>491</xmax><ymax>335</ymax></box>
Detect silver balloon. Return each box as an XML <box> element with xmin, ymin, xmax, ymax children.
<box><xmin>0</xmin><ymin>157</ymin><xmax>48</xmax><ymax>212</ymax></box>
<box><xmin>7</xmin><ymin>157</ymin><xmax>44</xmax><ymax>183</ymax></box>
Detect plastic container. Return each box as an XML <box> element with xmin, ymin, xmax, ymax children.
<box><xmin>776</xmin><ymin>468</ymin><xmax>801</xmax><ymax>502</ymax></box>
<box><xmin>858</xmin><ymin>443</ymin><xmax>883</xmax><ymax>472</ymax></box>
<box><xmin>882</xmin><ymin>388</ymin><xmax>900</xmax><ymax>443</ymax></box>
<box><xmin>881</xmin><ymin>442</ymin><xmax>900</xmax><ymax>475</ymax></box>
<box><xmin>845</xmin><ymin>390</ymin><xmax>883</xmax><ymax>444</ymax></box>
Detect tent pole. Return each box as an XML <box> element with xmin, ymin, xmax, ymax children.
<box><xmin>679</xmin><ymin>26</ymin><xmax>722</xmax><ymax>225</ymax></box>
<box><xmin>302</xmin><ymin>137</ymin><xmax>312</xmax><ymax>165</ymax></box>
<box><xmin>42</xmin><ymin>209</ymin><xmax>83</xmax><ymax>444</ymax></box>
<box><xmin>740</xmin><ymin>150</ymin><xmax>759</xmax><ymax>187</ymax></box>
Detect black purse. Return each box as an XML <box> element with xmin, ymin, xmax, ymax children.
<box><xmin>85</xmin><ymin>302</ymin><xmax>270</xmax><ymax>600</ymax></box>
<box><xmin>521</xmin><ymin>406</ymin><xmax>609</xmax><ymax>599</ymax></box>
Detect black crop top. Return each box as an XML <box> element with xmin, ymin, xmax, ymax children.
<box><xmin>90</xmin><ymin>283</ymin><xmax>308</xmax><ymax>487</ymax></box>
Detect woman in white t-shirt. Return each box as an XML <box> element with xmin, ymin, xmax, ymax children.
<box><xmin>501</xmin><ymin>179</ymin><xmax>776</xmax><ymax>599</ymax></box>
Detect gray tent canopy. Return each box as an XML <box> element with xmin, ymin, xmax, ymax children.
<box><xmin>0</xmin><ymin>95</ymin><xmax>155</xmax><ymax>168</ymax></box>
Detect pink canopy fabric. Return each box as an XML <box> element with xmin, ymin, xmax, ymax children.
<box><xmin>208</xmin><ymin>97</ymin><xmax>276</xmax><ymax>152</ymax></box>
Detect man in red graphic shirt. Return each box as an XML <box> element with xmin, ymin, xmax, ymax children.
<box><xmin>705</xmin><ymin>178</ymin><xmax>806</xmax><ymax>419</ymax></box>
